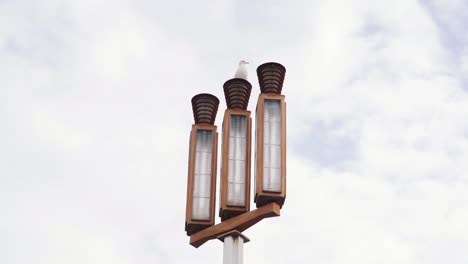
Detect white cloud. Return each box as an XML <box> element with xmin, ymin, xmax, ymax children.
<box><xmin>1</xmin><ymin>0</ymin><xmax>468</xmax><ymax>264</ymax></box>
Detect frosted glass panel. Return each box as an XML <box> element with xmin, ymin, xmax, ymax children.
<box><xmin>227</xmin><ymin>115</ymin><xmax>247</xmax><ymax>206</ymax></box>
<box><xmin>229</xmin><ymin>137</ymin><xmax>246</xmax><ymax>160</ymax></box>
<box><xmin>192</xmin><ymin>130</ymin><xmax>213</xmax><ymax>220</ymax></box>
<box><xmin>192</xmin><ymin>197</ymin><xmax>210</xmax><ymax>220</ymax></box>
<box><xmin>228</xmin><ymin>160</ymin><xmax>245</xmax><ymax>184</ymax></box>
<box><xmin>263</xmin><ymin>100</ymin><xmax>282</xmax><ymax>192</ymax></box>
<box><xmin>227</xmin><ymin>183</ymin><xmax>245</xmax><ymax>206</ymax></box>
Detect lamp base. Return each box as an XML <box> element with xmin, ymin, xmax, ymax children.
<box><xmin>185</xmin><ymin>222</ymin><xmax>212</xmax><ymax>236</ymax></box>
<box><xmin>254</xmin><ymin>193</ymin><xmax>285</xmax><ymax>209</ymax></box>
<box><xmin>219</xmin><ymin>207</ymin><xmax>249</xmax><ymax>222</ymax></box>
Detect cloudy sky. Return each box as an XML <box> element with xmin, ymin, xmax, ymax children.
<box><xmin>2</xmin><ymin>0</ymin><xmax>468</xmax><ymax>263</ymax></box>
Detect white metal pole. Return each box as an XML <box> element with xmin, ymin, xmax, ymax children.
<box><xmin>223</xmin><ymin>235</ymin><xmax>243</xmax><ymax>264</ymax></box>
<box><xmin>219</xmin><ymin>231</ymin><xmax>250</xmax><ymax>264</ymax></box>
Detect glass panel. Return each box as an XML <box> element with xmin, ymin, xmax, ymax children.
<box><xmin>227</xmin><ymin>183</ymin><xmax>245</xmax><ymax>206</ymax></box>
<box><xmin>192</xmin><ymin>130</ymin><xmax>213</xmax><ymax>220</ymax></box>
<box><xmin>263</xmin><ymin>168</ymin><xmax>281</xmax><ymax>192</ymax></box>
<box><xmin>228</xmin><ymin>160</ymin><xmax>245</xmax><ymax>184</ymax></box>
<box><xmin>192</xmin><ymin>197</ymin><xmax>210</xmax><ymax>220</ymax></box>
<box><xmin>263</xmin><ymin>100</ymin><xmax>282</xmax><ymax>192</ymax></box>
<box><xmin>227</xmin><ymin>115</ymin><xmax>247</xmax><ymax>206</ymax></box>
<box><xmin>228</xmin><ymin>137</ymin><xmax>246</xmax><ymax>160</ymax></box>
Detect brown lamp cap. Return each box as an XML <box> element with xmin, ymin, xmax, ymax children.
<box><xmin>223</xmin><ymin>78</ymin><xmax>252</xmax><ymax>110</ymax></box>
<box><xmin>256</xmin><ymin>62</ymin><xmax>286</xmax><ymax>94</ymax></box>
<box><xmin>191</xmin><ymin>93</ymin><xmax>219</xmax><ymax>125</ymax></box>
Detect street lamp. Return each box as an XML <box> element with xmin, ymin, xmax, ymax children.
<box><xmin>185</xmin><ymin>93</ymin><xmax>220</xmax><ymax>236</ymax></box>
<box><xmin>184</xmin><ymin>62</ymin><xmax>287</xmax><ymax>264</ymax></box>
<box><xmin>219</xmin><ymin>78</ymin><xmax>253</xmax><ymax>221</ymax></box>
<box><xmin>254</xmin><ymin>62</ymin><xmax>287</xmax><ymax>208</ymax></box>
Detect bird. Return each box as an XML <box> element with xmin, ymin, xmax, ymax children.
<box><xmin>234</xmin><ymin>60</ymin><xmax>249</xmax><ymax>80</ymax></box>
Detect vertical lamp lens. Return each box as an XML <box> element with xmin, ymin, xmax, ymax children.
<box><xmin>263</xmin><ymin>100</ymin><xmax>281</xmax><ymax>192</ymax></box>
<box><xmin>192</xmin><ymin>130</ymin><xmax>213</xmax><ymax>220</ymax></box>
<box><xmin>227</xmin><ymin>115</ymin><xmax>247</xmax><ymax>206</ymax></box>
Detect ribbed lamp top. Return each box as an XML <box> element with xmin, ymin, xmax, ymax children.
<box><xmin>191</xmin><ymin>93</ymin><xmax>219</xmax><ymax>125</ymax></box>
<box><xmin>256</xmin><ymin>62</ymin><xmax>286</xmax><ymax>94</ymax></box>
<box><xmin>223</xmin><ymin>78</ymin><xmax>252</xmax><ymax>110</ymax></box>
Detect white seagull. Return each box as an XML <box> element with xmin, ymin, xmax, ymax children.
<box><xmin>234</xmin><ymin>60</ymin><xmax>249</xmax><ymax>80</ymax></box>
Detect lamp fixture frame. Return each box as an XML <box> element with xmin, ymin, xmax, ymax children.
<box><xmin>185</xmin><ymin>123</ymin><xmax>219</xmax><ymax>236</ymax></box>
<box><xmin>254</xmin><ymin>93</ymin><xmax>287</xmax><ymax>208</ymax></box>
<box><xmin>219</xmin><ymin>109</ymin><xmax>252</xmax><ymax>221</ymax></box>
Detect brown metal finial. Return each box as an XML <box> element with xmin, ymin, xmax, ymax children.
<box><xmin>191</xmin><ymin>93</ymin><xmax>219</xmax><ymax>125</ymax></box>
<box><xmin>223</xmin><ymin>78</ymin><xmax>252</xmax><ymax>110</ymax></box>
<box><xmin>256</xmin><ymin>62</ymin><xmax>286</xmax><ymax>94</ymax></box>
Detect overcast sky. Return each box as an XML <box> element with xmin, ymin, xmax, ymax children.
<box><xmin>2</xmin><ymin>0</ymin><xmax>468</xmax><ymax>263</ymax></box>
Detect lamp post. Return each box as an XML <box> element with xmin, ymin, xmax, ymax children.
<box><xmin>184</xmin><ymin>62</ymin><xmax>287</xmax><ymax>264</ymax></box>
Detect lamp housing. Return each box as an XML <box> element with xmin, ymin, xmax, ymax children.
<box><xmin>254</xmin><ymin>62</ymin><xmax>287</xmax><ymax>208</ymax></box>
<box><xmin>219</xmin><ymin>109</ymin><xmax>252</xmax><ymax>221</ymax></box>
<box><xmin>185</xmin><ymin>94</ymin><xmax>219</xmax><ymax>236</ymax></box>
<box><xmin>219</xmin><ymin>78</ymin><xmax>252</xmax><ymax>221</ymax></box>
